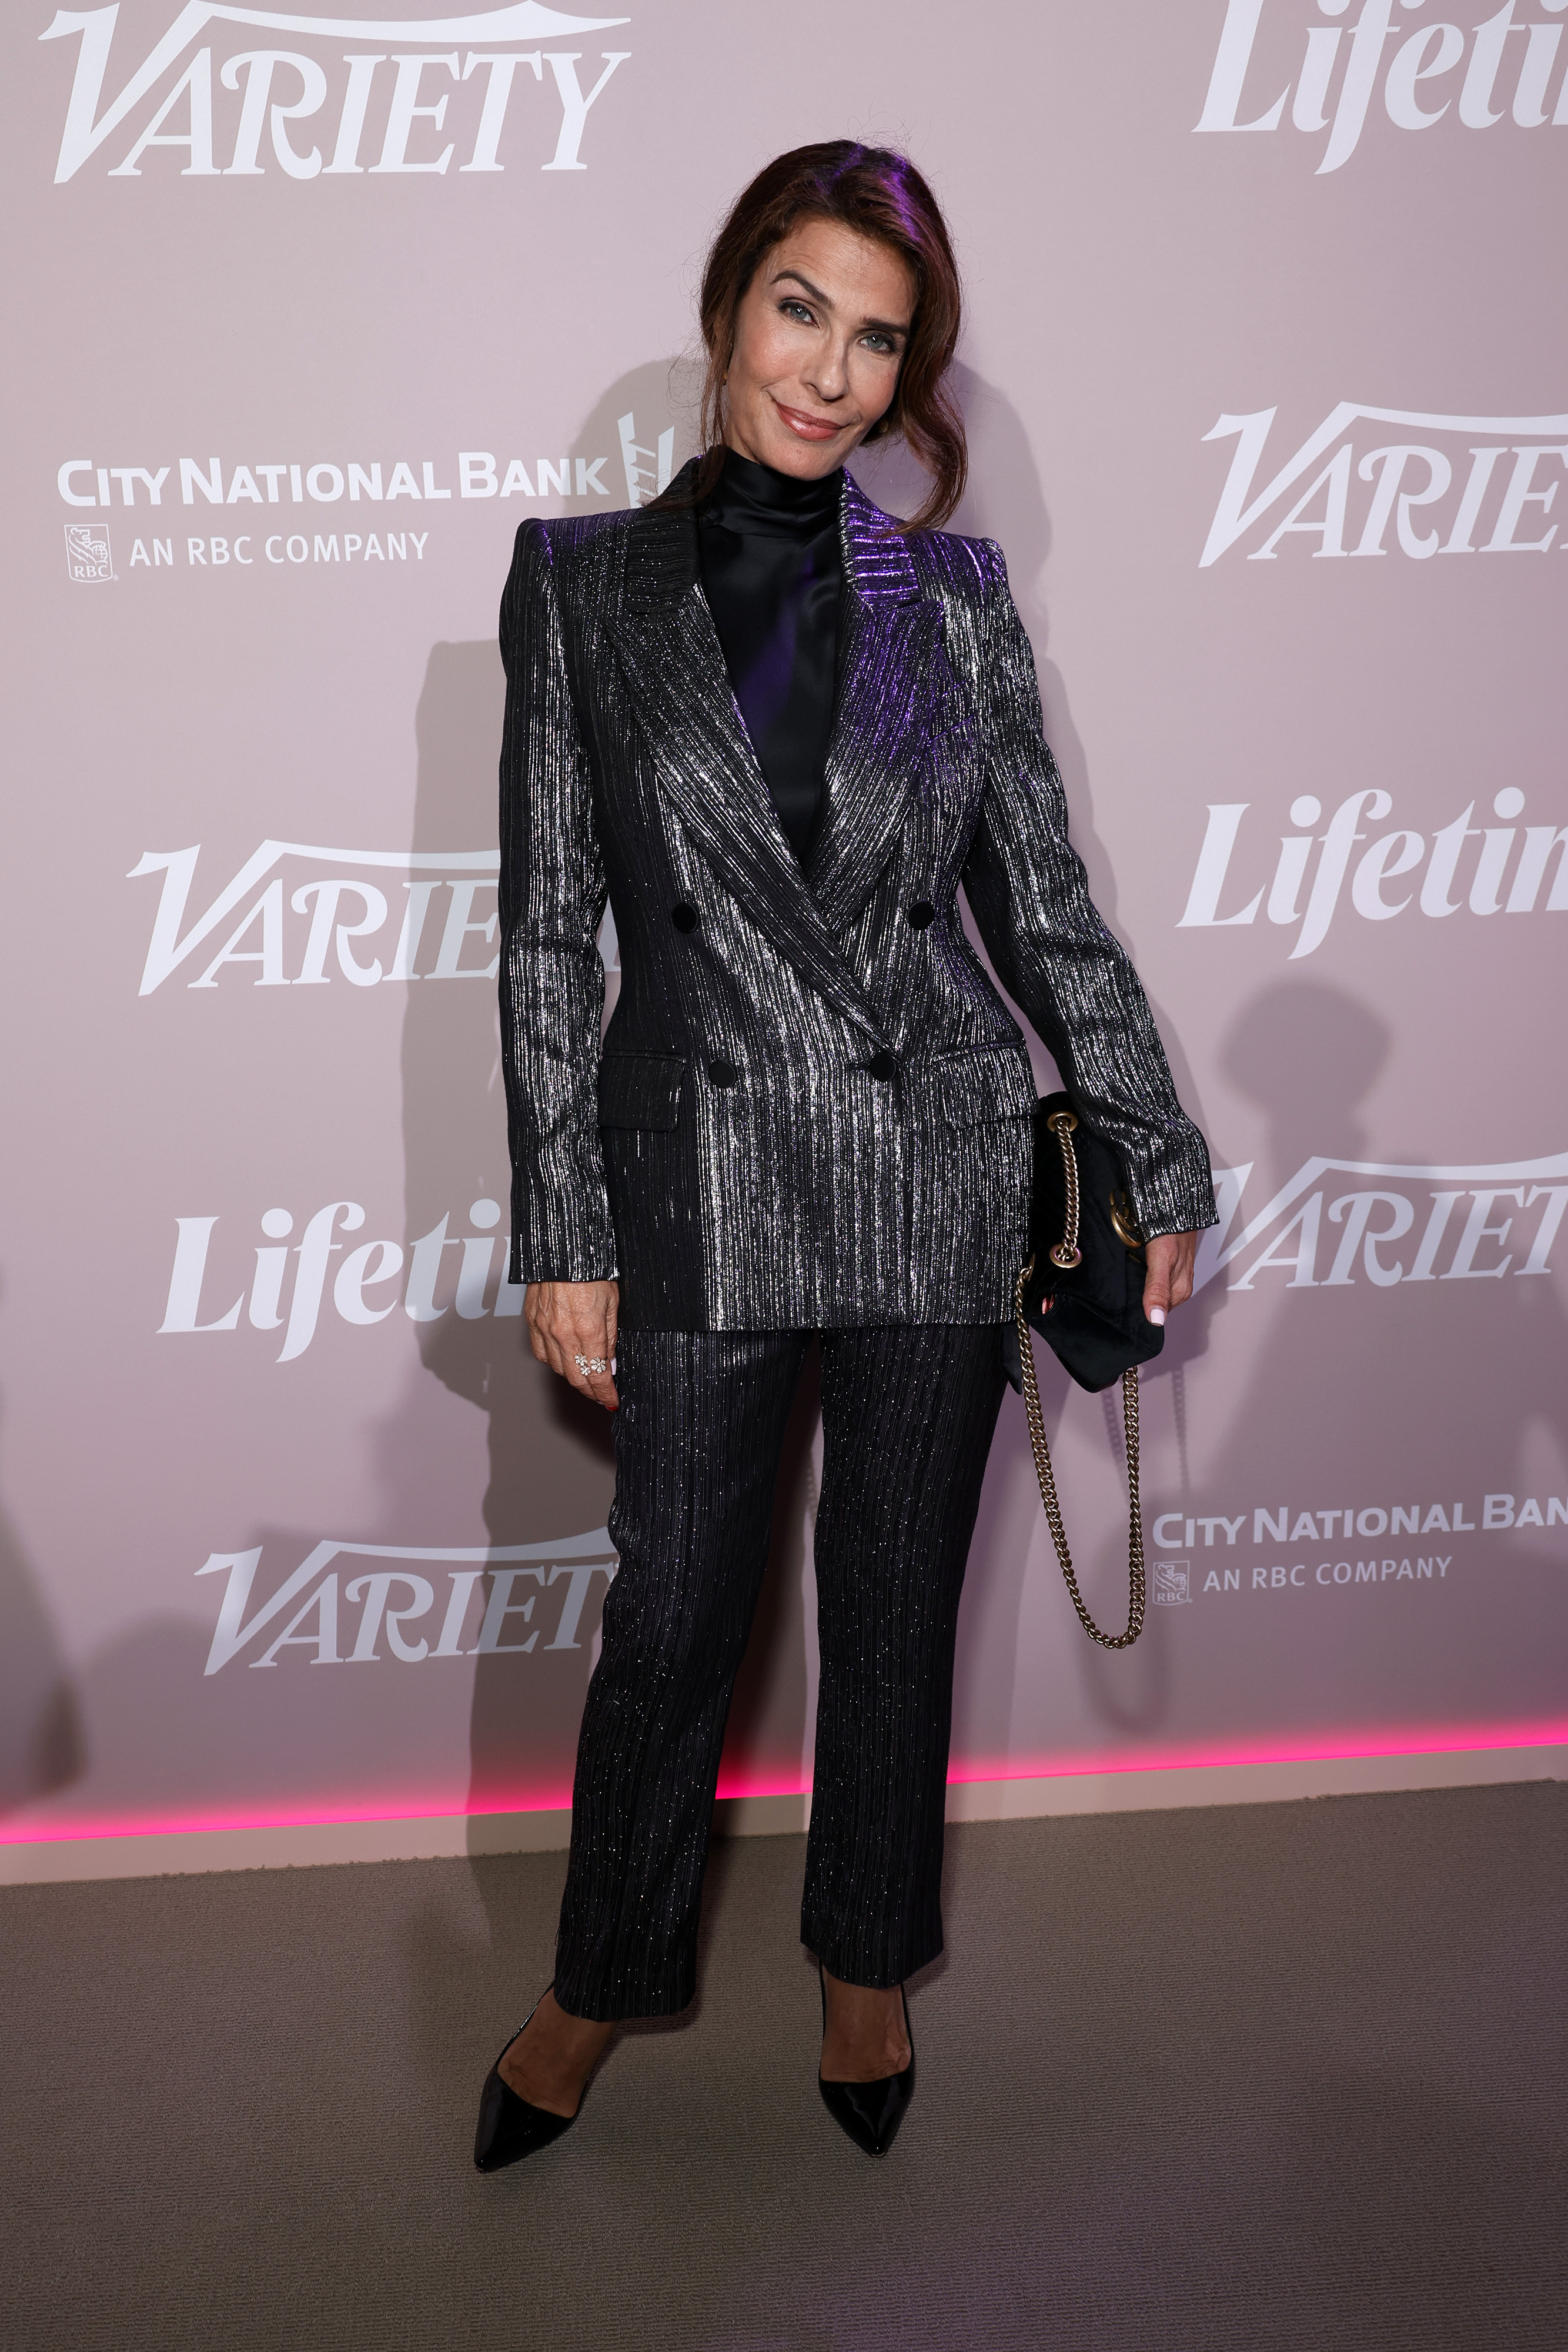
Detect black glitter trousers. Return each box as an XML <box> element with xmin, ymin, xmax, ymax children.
<box><xmin>553</xmin><ymin>1324</ymin><xmax>1006</xmax><ymax>2019</ymax></box>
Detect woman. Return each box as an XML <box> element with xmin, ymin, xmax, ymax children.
<box><xmin>475</xmin><ymin>142</ymin><xmax>1213</xmax><ymax>2170</ymax></box>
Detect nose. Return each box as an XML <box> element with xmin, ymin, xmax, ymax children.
<box><xmin>804</xmin><ymin>338</ymin><xmax>851</xmax><ymax>405</ymax></box>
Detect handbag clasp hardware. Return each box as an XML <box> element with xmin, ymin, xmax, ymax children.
<box><xmin>1108</xmin><ymin>1191</ymin><xmax>1145</xmax><ymax>1252</ymax></box>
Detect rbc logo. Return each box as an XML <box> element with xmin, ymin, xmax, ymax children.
<box><xmin>64</xmin><ymin>521</ymin><xmax>113</xmax><ymax>581</ymax></box>
<box><xmin>1152</xmin><ymin>1561</ymin><xmax>1192</xmax><ymax>1608</ymax></box>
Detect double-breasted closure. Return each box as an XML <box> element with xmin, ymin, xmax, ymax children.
<box><xmin>499</xmin><ymin>462</ymin><xmax>1214</xmax><ymax>1331</ymax></box>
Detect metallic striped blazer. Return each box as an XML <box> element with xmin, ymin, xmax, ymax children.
<box><xmin>498</xmin><ymin>460</ymin><xmax>1215</xmax><ymax>1331</ymax></box>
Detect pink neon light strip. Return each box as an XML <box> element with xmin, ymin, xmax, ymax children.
<box><xmin>3</xmin><ymin>1721</ymin><xmax>1564</xmax><ymax>1847</ymax></box>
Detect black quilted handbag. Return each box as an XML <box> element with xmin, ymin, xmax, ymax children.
<box><xmin>1012</xmin><ymin>1092</ymin><xmax>1165</xmax><ymax>1649</ymax></box>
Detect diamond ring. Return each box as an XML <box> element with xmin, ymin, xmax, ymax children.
<box><xmin>574</xmin><ymin>1354</ymin><xmax>609</xmax><ymax>1376</ymax></box>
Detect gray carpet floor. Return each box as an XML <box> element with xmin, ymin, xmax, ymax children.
<box><xmin>2</xmin><ymin>1783</ymin><xmax>1565</xmax><ymax>2352</ymax></box>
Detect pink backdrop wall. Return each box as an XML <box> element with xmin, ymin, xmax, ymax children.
<box><xmin>4</xmin><ymin>0</ymin><xmax>1565</xmax><ymax>1859</ymax></box>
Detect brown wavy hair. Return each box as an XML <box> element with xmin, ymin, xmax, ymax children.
<box><xmin>696</xmin><ymin>141</ymin><xmax>966</xmax><ymax>532</ymax></box>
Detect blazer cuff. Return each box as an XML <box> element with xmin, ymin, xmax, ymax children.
<box><xmin>508</xmin><ymin>1231</ymin><xmax>617</xmax><ymax>1287</ymax></box>
<box><xmin>1129</xmin><ymin>1137</ymin><xmax>1220</xmax><ymax>1241</ymax></box>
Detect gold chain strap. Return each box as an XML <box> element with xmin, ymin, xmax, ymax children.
<box><xmin>1046</xmin><ymin>1107</ymin><xmax>1083</xmax><ymax>1268</ymax></box>
<box><xmin>1013</xmin><ymin>1252</ymin><xmax>1147</xmax><ymax>1651</ymax></box>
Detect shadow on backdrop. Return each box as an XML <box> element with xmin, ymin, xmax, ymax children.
<box><xmin>1191</xmin><ymin>977</ymin><xmax>1568</xmax><ymax>1740</ymax></box>
<box><xmin>396</xmin><ymin>639</ymin><xmax>616</xmax><ymax>1842</ymax></box>
<box><xmin>0</xmin><ymin>1321</ymin><xmax>85</xmax><ymax>1816</ymax></box>
<box><xmin>571</xmin><ymin>355</ymin><xmax>703</xmax><ymax>512</ymax></box>
<box><xmin>1034</xmin><ymin>984</ymin><xmax>1398</xmax><ymax>1742</ymax></box>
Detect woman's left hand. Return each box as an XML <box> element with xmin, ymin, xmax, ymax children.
<box><xmin>1142</xmin><ymin>1232</ymin><xmax>1198</xmax><ymax>1327</ymax></box>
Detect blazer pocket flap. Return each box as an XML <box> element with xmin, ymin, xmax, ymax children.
<box><xmin>597</xmin><ymin>1051</ymin><xmax>687</xmax><ymax>1131</ymax></box>
<box><xmin>932</xmin><ymin>1043</ymin><xmax>1036</xmax><ymax>1127</ymax></box>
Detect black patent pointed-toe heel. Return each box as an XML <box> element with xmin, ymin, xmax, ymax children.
<box><xmin>817</xmin><ymin>1960</ymin><xmax>916</xmax><ymax>2159</ymax></box>
<box><xmin>473</xmin><ymin>1993</ymin><xmax>590</xmax><ymax>2173</ymax></box>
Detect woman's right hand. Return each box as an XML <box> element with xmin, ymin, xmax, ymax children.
<box><xmin>525</xmin><ymin>1279</ymin><xmax>620</xmax><ymax>1411</ymax></box>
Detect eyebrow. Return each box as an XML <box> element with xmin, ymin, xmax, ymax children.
<box><xmin>770</xmin><ymin>266</ymin><xmax>911</xmax><ymax>339</ymax></box>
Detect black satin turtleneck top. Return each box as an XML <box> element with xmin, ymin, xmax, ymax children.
<box><xmin>697</xmin><ymin>450</ymin><xmax>844</xmax><ymax>865</ymax></box>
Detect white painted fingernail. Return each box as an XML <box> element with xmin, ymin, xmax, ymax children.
<box><xmin>1149</xmin><ymin>1307</ymin><xmax>1166</xmax><ymax>1327</ymax></box>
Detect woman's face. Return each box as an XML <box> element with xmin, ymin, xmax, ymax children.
<box><xmin>723</xmin><ymin>216</ymin><xmax>916</xmax><ymax>477</ymax></box>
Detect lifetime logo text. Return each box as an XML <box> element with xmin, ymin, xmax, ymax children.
<box><xmin>162</xmin><ymin>1195</ymin><xmax>523</xmax><ymax>1361</ymax></box>
<box><xmin>1197</xmin><ymin>0</ymin><xmax>1568</xmax><ymax>172</ymax></box>
<box><xmin>1179</xmin><ymin>789</ymin><xmax>1566</xmax><ymax>954</ymax></box>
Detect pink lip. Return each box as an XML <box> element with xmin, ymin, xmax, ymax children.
<box><xmin>773</xmin><ymin>400</ymin><xmax>843</xmax><ymax>442</ymax></box>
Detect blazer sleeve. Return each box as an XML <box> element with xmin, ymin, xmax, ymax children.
<box><xmin>497</xmin><ymin>519</ymin><xmax>616</xmax><ymax>1285</ymax></box>
<box><xmin>959</xmin><ymin>542</ymin><xmax>1218</xmax><ymax>1240</ymax></box>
